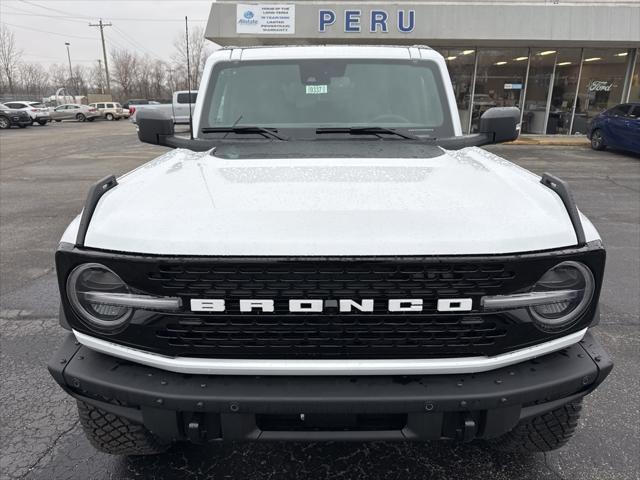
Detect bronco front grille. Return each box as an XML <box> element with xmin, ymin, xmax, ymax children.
<box><xmin>154</xmin><ymin>313</ymin><xmax>508</xmax><ymax>359</ymax></box>
<box><xmin>147</xmin><ymin>261</ymin><xmax>515</xmax><ymax>314</ymax></box>
<box><xmin>56</xmin><ymin>249</ymin><xmax>604</xmax><ymax>360</ymax></box>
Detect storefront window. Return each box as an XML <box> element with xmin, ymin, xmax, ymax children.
<box><xmin>572</xmin><ymin>48</ymin><xmax>629</xmax><ymax>134</ymax></box>
<box><xmin>547</xmin><ymin>49</ymin><xmax>583</xmax><ymax>135</ymax></box>
<box><xmin>630</xmin><ymin>49</ymin><xmax>639</xmax><ymax>101</ymax></box>
<box><xmin>522</xmin><ymin>49</ymin><xmax>555</xmax><ymax>134</ymax></box>
<box><xmin>471</xmin><ymin>48</ymin><xmax>529</xmax><ymax>132</ymax></box>
<box><xmin>437</xmin><ymin>47</ymin><xmax>477</xmax><ymax>133</ymax></box>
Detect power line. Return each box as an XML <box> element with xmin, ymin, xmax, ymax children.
<box><xmin>104</xmin><ymin>31</ymin><xmax>135</xmax><ymax>53</ymax></box>
<box><xmin>23</xmin><ymin>53</ymin><xmax>95</xmax><ymax>63</ymax></box>
<box><xmin>15</xmin><ymin>0</ymin><xmax>207</xmax><ymax>23</ymax></box>
<box><xmin>111</xmin><ymin>25</ymin><xmax>163</xmax><ymax>60</ymax></box>
<box><xmin>0</xmin><ymin>21</ymin><xmax>96</xmax><ymax>40</ymax></box>
<box><xmin>18</xmin><ymin>0</ymin><xmax>93</xmax><ymax>20</ymax></box>
<box><xmin>5</xmin><ymin>8</ymin><xmax>207</xmax><ymax>23</ymax></box>
<box><xmin>1</xmin><ymin>6</ymin><xmax>89</xmax><ymax>23</ymax></box>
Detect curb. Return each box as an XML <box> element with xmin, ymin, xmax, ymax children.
<box><xmin>508</xmin><ymin>136</ymin><xmax>590</xmax><ymax>147</ymax></box>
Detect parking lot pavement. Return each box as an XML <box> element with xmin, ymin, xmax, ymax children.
<box><xmin>1</xmin><ymin>121</ymin><xmax>638</xmax><ymax>480</ymax></box>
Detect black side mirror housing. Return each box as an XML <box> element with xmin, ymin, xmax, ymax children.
<box><xmin>479</xmin><ymin>107</ymin><xmax>520</xmax><ymax>144</ymax></box>
<box><xmin>137</xmin><ymin>110</ymin><xmax>174</xmax><ymax>146</ymax></box>
<box><xmin>137</xmin><ymin>110</ymin><xmax>213</xmax><ymax>151</ymax></box>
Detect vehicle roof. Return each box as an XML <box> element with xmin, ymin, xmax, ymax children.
<box><xmin>209</xmin><ymin>45</ymin><xmax>441</xmax><ymax>61</ymax></box>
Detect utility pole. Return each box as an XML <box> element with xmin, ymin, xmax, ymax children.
<box><xmin>64</xmin><ymin>42</ymin><xmax>74</xmax><ymax>97</ymax></box>
<box><xmin>97</xmin><ymin>59</ymin><xmax>104</xmax><ymax>94</ymax></box>
<box><xmin>89</xmin><ymin>19</ymin><xmax>112</xmax><ymax>96</ymax></box>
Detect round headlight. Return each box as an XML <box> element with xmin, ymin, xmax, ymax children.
<box><xmin>529</xmin><ymin>261</ymin><xmax>595</xmax><ymax>331</ymax></box>
<box><xmin>67</xmin><ymin>263</ymin><xmax>132</xmax><ymax>331</ymax></box>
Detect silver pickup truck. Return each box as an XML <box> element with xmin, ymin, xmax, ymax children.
<box><xmin>129</xmin><ymin>90</ymin><xmax>197</xmax><ymax>125</ymax></box>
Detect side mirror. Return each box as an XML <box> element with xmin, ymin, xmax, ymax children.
<box><xmin>137</xmin><ymin>110</ymin><xmax>213</xmax><ymax>151</ymax></box>
<box><xmin>479</xmin><ymin>107</ymin><xmax>520</xmax><ymax>144</ymax></box>
<box><xmin>137</xmin><ymin>110</ymin><xmax>174</xmax><ymax>146</ymax></box>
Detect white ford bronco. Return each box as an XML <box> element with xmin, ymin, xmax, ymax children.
<box><xmin>49</xmin><ymin>46</ymin><xmax>611</xmax><ymax>455</ymax></box>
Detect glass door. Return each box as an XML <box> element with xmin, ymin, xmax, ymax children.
<box><xmin>471</xmin><ymin>48</ymin><xmax>529</xmax><ymax>132</ymax></box>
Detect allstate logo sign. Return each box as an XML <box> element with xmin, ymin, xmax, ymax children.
<box><xmin>239</xmin><ymin>9</ymin><xmax>258</xmax><ymax>25</ymax></box>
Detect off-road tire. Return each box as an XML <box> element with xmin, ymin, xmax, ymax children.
<box><xmin>105</xmin><ymin>113</ymin><xmax>114</xmax><ymax>121</ymax></box>
<box><xmin>590</xmin><ymin>129</ymin><xmax>606</xmax><ymax>151</ymax></box>
<box><xmin>489</xmin><ymin>399</ymin><xmax>583</xmax><ymax>452</ymax></box>
<box><xmin>77</xmin><ymin>400</ymin><xmax>169</xmax><ymax>455</ymax></box>
<box><xmin>76</xmin><ymin>113</ymin><xmax>86</xmax><ymax>122</ymax></box>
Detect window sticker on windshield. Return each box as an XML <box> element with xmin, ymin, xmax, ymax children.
<box><xmin>306</xmin><ymin>85</ymin><xmax>328</xmax><ymax>95</ymax></box>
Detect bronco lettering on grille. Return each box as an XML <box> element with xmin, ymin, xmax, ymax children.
<box><xmin>190</xmin><ymin>298</ymin><xmax>473</xmax><ymax>313</ymax></box>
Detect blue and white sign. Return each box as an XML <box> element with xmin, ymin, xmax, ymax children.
<box><xmin>318</xmin><ymin>9</ymin><xmax>415</xmax><ymax>34</ymax></box>
<box><xmin>504</xmin><ymin>83</ymin><xmax>523</xmax><ymax>90</ymax></box>
<box><xmin>236</xmin><ymin>4</ymin><xmax>295</xmax><ymax>34</ymax></box>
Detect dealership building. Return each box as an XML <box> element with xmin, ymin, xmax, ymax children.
<box><xmin>206</xmin><ymin>0</ymin><xmax>640</xmax><ymax>134</ymax></box>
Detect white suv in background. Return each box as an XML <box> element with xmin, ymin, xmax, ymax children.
<box><xmin>3</xmin><ymin>101</ymin><xmax>51</xmax><ymax>125</ymax></box>
<box><xmin>88</xmin><ymin>102</ymin><xmax>129</xmax><ymax>121</ymax></box>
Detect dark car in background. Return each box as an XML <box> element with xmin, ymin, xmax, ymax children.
<box><xmin>0</xmin><ymin>103</ymin><xmax>31</xmax><ymax>129</ymax></box>
<box><xmin>587</xmin><ymin>103</ymin><xmax>640</xmax><ymax>155</ymax></box>
<box><xmin>122</xmin><ymin>99</ymin><xmax>152</xmax><ymax>109</ymax></box>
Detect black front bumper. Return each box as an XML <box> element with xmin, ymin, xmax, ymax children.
<box><xmin>9</xmin><ymin>116</ymin><xmax>31</xmax><ymax>127</ymax></box>
<box><xmin>49</xmin><ymin>331</ymin><xmax>612</xmax><ymax>443</ymax></box>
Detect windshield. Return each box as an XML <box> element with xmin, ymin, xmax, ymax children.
<box><xmin>201</xmin><ymin>59</ymin><xmax>454</xmax><ymax>138</ymax></box>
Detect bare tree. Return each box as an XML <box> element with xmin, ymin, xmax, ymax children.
<box><xmin>150</xmin><ymin>60</ymin><xmax>168</xmax><ymax>100</ymax></box>
<box><xmin>89</xmin><ymin>60</ymin><xmax>106</xmax><ymax>94</ymax></box>
<box><xmin>172</xmin><ymin>26</ymin><xmax>211</xmax><ymax>89</ymax></box>
<box><xmin>18</xmin><ymin>63</ymin><xmax>49</xmax><ymax>96</ymax></box>
<box><xmin>0</xmin><ymin>26</ymin><xmax>22</xmax><ymax>94</ymax></box>
<box><xmin>135</xmin><ymin>55</ymin><xmax>153</xmax><ymax>99</ymax></box>
<box><xmin>72</xmin><ymin>64</ymin><xmax>87</xmax><ymax>95</ymax></box>
<box><xmin>49</xmin><ymin>63</ymin><xmax>68</xmax><ymax>89</ymax></box>
<box><xmin>110</xmin><ymin>48</ymin><xmax>138</xmax><ymax>98</ymax></box>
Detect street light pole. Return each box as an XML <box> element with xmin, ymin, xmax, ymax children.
<box><xmin>64</xmin><ymin>42</ymin><xmax>74</xmax><ymax>99</ymax></box>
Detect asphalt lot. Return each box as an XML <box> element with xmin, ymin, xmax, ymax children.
<box><xmin>1</xmin><ymin>121</ymin><xmax>638</xmax><ymax>480</ymax></box>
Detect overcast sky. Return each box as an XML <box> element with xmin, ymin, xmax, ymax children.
<box><xmin>1</xmin><ymin>0</ymin><xmax>214</xmax><ymax>68</ymax></box>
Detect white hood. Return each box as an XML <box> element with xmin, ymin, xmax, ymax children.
<box><xmin>65</xmin><ymin>146</ymin><xmax>598</xmax><ymax>256</ymax></box>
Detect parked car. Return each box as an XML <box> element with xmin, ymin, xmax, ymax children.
<box><xmin>0</xmin><ymin>103</ymin><xmax>31</xmax><ymax>129</ymax></box>
<box><xmin>3</xmin><ymin>100</ymin><xmax>51</xmax><ymax>125</ymax></box>
<box><xmin>88</xmin><ymin>102</ymin><xmax>128</xmax><ymax>121</ymax></box>
<box><xmin>462</xmin><ymin>93</ymin><xmax>497</xmax><ymax>110</ymax></box>
<box><xmin>129</xmin><ymin>90</ymin><xmax>197</xmax><ymax>124</ymax></box>
<box><xmin>51</xmin><ymin>104</ymin><xmax>100</xmax><ymax>122</ymax></box>
<box><xmin>587</xmin><ymin>103</ymin><xmax>640</xmax><ymax>154</ymax></box>
<box><xmin>122</xmin><ymin>99</ymin><xmax>150</xmax><ymax>110</ymax></box>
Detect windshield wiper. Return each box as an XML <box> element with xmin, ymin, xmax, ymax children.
<box><xmin>316</xmin><ymin>126</ymin><xmax>422</xmax><ymax>141</ymax></box>
<box><xmin>201</xmin><ymin>126</ymin><xmax>287</xmax><ymax>141</ymax></box>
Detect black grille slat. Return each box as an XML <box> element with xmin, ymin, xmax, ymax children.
<box><xmin>151</xmin><ymin>313</ymin><xmax>509</xmax><ymax>359</ymax></box>
<box><xmin>135</xmin><ymin>260</ymin><xmax>521</xmax><ymax>358</ymax></box>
